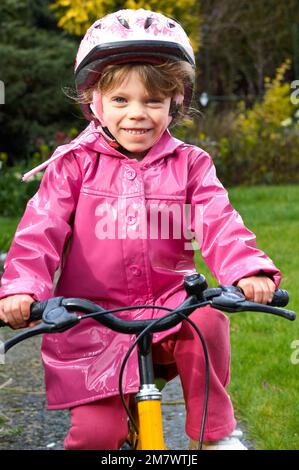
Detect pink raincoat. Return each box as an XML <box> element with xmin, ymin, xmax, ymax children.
<box><xmin>0</xmin><ymin>123</ymin><xmax>281</xmax><ymax>409</ymax></box>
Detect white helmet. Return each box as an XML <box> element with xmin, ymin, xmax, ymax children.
<box><xmin>74</xmin><ymin>9</ymin><xmax>195</xmax><ymax>120</ymax></box>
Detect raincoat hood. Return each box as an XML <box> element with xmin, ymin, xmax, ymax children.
<box><xmin>23</xmin><ymin>122</ymin><xmax>183</xmax><ymax>181</ymax></box>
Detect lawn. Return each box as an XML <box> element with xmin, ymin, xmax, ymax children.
<box><xmin>0</xmin><ymin>216</ymin><xmax>19</xmax><ymax>252</ymax></box>
<box><xmin>1</xmin><ymin>185</ymin><xmax>299</xmax><ymax>449</ymax></box>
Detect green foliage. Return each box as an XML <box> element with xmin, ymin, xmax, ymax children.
<box><xmin>198</xmin><ymin>0</ymin><xmax>299</xmax><ymax>100</ymax></box>
<box><xmin>0</xmin><ymin>127</ymin><xmax>78</xmax><ymax>217</ymax></box>
<box><xmin>0</xmin><ymin>216</ymin><xmax>19</xmax><ymax>252</ymax></box>
<box><xmin>172</xmin><ymin>116</ymin><xmax>199</xmax><ymax>143</ymax></box>
<box><xmin>236</xmin><ymin>60</ymin><xmax>294</xmax><ymax>139</ymax></box>
<box><xmin>0</xmin><ymin>0</ymin><xmax>81</xmax><ymax>163</ymax></box>
<box><xmin>0</xmin><ymin>159</ymin><xmax>40</xmax><ymax>217</ymax></box>
<box><xmin>201</xmin><ymin>60</ymin><xmax>299</xmax><ymax>185</ymax></box>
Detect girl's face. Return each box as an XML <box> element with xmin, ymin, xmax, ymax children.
<box><xmin>101</xmin><ymin>70</ymin><xmax>172</xmax><ymax>160</ymax></box>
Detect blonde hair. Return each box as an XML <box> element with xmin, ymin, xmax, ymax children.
<box><xmin>78</xmin><ymin>61</ymin><xmax>195</xmax><ymax>124</ymax></box>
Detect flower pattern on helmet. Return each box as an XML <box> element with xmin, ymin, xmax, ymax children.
<box><xmin>75</xmin><ymin>9</ymin><xmax>194</xmax><ymax>73</ymax></box>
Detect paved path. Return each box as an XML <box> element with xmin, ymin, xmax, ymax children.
<box><xmin>0</xmin><ymin>330</ymin><xmax>186</xmax><ymax>449</ymax></box>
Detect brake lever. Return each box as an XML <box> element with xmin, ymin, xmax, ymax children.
<box><xmin>211</xmin><ymin>285</ymin><xmax>246</xmax><ymax>310</ymax></box>
<box><xmin>211</xmin><ymin>286</ymin><xmax>296</xmax><ymax>321</ymax></box>
<box><xmin>31</xmin><ymin>296</ymin><xmax>80</xmax><ymax>333</ymax></box>
<box><xmin>4</xmin><ymin>297</ymin><xmax>80</xmax><ymax>353</ymax></box>
<box><xmin>41</xmin><ymin>297</ymin><xmax>80</xmax><ymax>331</ymax></box>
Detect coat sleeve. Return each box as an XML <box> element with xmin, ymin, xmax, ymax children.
<box><xmin>0</xmin><ymin>152</ymin><xmax>82</xmax><ymax>301</ymax></box>
<box><xmin>186</xmin><ymin>149</ymin><xmax>281</xmax><ymax>286</ymax></box>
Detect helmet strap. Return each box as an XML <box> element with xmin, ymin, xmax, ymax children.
<box><xmin>97</xmin><ymin>123</ymin><xmax>121</xmax><ymax>149</ymax></box>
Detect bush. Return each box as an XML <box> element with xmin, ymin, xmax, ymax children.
<box><xmin>0</xmin><ymin>127</ymin><xmax>78</xmax><ymax>216</ymax></box>
<box><xmin>0</xmin><ymin>158</ymin><xmax>40</xmax><ymax>217</ymax></box>
<box><xmin>0</xmin><ymin>0</ymin><xmax>81</xmax><ymax>163</ymax></box>
<box><xmin>213</xmin><ymin>60</ymin><xmax>299</xmax><ymax>185</ymax></box>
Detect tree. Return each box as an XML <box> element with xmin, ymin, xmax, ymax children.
<box><xmin>198</xmin><ymin>0</ymin><xmax>299</xmax><ymax>101</ymax></box>
<box><xmin>0</xmin><ymin>0</ymin><xmax>79</xmax><ymax>162</ymax></box>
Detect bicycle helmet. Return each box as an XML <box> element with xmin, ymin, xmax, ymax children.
<box><xmin>75</xmin><ymin>9</ymin><xmax>195</xmax><ymax>121</ymax></box>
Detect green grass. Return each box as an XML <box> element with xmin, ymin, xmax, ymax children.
<box><xmin>195</xmin><ymin>185</ymin><xmax>299</xmax><ymax>449</ymax></box>
<box><xmin>0</xmin><ymin>414</ymin><xmax>24</xmax><ymax>440</ymax></box>
<box><xmin>0</xmin><ymin>216</ymin><xmax>19</xmax><ymax>252</ymax></box>
<box><xmin>1</xmin><ymin>185</ymin><xmax>299</xmax><ymax>449</ymax></box>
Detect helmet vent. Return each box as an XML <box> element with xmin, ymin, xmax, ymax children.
<box><xmin>144</xmin><ymin>17</ymin><xmax>153</xmax><ymax>29</ymax></box>
<box><xmin>168</xmin><ymin>22</ymin><xmax>176</xmax><ymax>28</ymax></box>
<box><xmin>118</xmin><ymin>17</ymin><xmax>130</xmax><ymax>29</ymax></box>
<box><xmin>94</xmin><ymin>23</ymin><xmax>102</xmax><ymax>29</ymax></box>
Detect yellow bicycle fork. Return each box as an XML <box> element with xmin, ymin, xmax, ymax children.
<box><xmin>136</xmin><ymin>385</ymin><xmax>165</xmax><ymax>450</ymax></box>
<box><xmin>127</xmin><ymin>335</ymin><xmax>166</xmax><ymax>450</ymax></box>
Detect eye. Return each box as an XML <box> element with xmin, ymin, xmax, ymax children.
<box><xmin>146</xmin><ymin>98</ymin><xmax>164</xmax><ymax>105</ymax></box>
<box><xmin>112</xmin><ymin>96</ymin><xmax>126</xmax><ymax>103</ymax></box>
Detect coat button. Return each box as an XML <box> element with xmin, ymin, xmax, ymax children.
<box><xmin>125</xmin><ymin>168</ymin><xmax>136</xmax><ymax>180</ymax></box>
<box><xmin>130</xmin><ymin>265</ymin><xmax>142</xmax><ymax>276</ymax></box>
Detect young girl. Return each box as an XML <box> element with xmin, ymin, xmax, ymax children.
<box><xmin>0</xmin><ymin>9</ymin><xmax>280</xmax><ymax>450</ymax></box>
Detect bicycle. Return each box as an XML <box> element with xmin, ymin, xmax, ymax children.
<box><xmin>0</xmin><ymin>273</ymin><xmax>296</xmax><ymax>450</ymax></box>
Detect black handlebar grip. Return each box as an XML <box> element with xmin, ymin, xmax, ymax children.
<box><xmin>29</xmin><ymin>301</ymin><xmax>47</xmax><ymax>321</ymax></box>
<box><xmin>269</xmin><ymin>289</ymin><xmax>289</xmax><ymax>307</ymax></box>
<box><xmin>0</xmin><ymin>301</ymin><xmax>46</xmax><ymax>327</ymax></box>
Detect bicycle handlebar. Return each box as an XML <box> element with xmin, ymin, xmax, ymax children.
<box><xmin>1</xmin><ymin>275</ymin><xmax>296</xmax><ymax>353</ymax></box>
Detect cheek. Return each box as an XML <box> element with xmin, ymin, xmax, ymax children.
<box><xmin>101</xmin><ymin>98</ymin><xmax>114</xmax><ymax>124</ymax></box>
<box><xmin>157</xmin><ymin>103</ymin><xmax>172</xmax><ymax>128</ymax></box>
<box><xmin>102</xmin><ymin>108</ymin><xmax>119</xmax><ymax>127</ymax></box>
<box><xmin>157</xmin><ymin>110</ymin><xmax>172</xmax><ymax>128</ymax></box>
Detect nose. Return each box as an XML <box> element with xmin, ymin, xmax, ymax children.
<box><xmin>127</xmin><ymin>101</ymin><xmax>147</xmax><ymax>120</ymax></box>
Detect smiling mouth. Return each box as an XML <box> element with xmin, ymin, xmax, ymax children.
<box><xmin>123</xmin><ymin>128</ymin><xmax>151</xmax><ymax>135</ymax></box>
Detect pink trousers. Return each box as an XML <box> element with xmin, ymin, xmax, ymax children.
<box><xmin>64</xmin><ymin>306</ymin><xmax>236</xmax><ymax>450</ymax></box>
